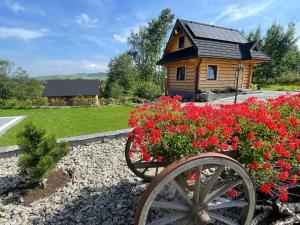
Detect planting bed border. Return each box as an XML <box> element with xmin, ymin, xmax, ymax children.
<box><xmin>0</xmin><ymin>128</ymin><xmax>133</xmax><ymax>159</ymax></box>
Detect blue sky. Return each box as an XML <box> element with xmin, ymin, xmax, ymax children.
<box><xmin>0</xmin><ymin>0</ymin><xmax>299</xmax><ymax>76</ymax></box>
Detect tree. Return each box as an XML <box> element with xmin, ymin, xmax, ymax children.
<box><xmin>128</xmin><ymin>8</ymin><xmax>174</xmax><ymax>82</ymax></box>
<box><xmin>247</xmin><ymin>21</ymin><xmax>300</xmax><ymax>83</ymax></box>
<box><xmin>247</xmin><ymin>26</ymin><xmax>264</xmax><ymax>49</ymax></box>
<box><xmin>0</xmin><ymin>60</ymin><xmax>44</xmax><ymax>102</ymax></box>
<box><xmin>104</xmin><ymin>53</ymin><xmax>138</xmax><ymax>98</ymax></box>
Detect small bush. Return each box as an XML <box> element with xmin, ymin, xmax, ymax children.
<box><xmin>100</xmin><ymin>97</ymin><xmax>116</xmax><ymax>105</ymax></box>
<box><xmin>17</xmin><ymin>122</ymin><xmax>69</xmax><ymax>182</ymax></box>
<box><xmin>0</xmin><ymin>97</ymin><xmax>48</xmax><ymax>108</ymax></box>
<box><xmin>132</xmin><ymin>81</ymin><xmax>162</xmax><ymax>100</ymax></box>
<box><xmin>120</xmin><ymin>96</ymin><xmax>145</xmax><ymax>104</ymax></box>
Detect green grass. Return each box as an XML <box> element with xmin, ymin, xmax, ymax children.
<box><xmin>261</xmin><ymin>84</ymin><xmax>300</xmax><ymax>91</ymax></box>
<box><xmin>0</xmin><ymin>105</ymin><xmax>133</xmax><ymax>146</ymax></box>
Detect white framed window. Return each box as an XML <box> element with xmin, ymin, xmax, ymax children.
<box><xmin>207</xmin><ymin>65</ymin><xmax>218</xmax><ymax>80</ymax></box>
<box><xmin>176</xmin><ymin>66</ymin><xmax>185</xmax><ymax>81</ymax></box>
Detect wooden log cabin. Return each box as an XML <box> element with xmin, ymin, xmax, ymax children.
<box><xmin>157</xmin><ymin>19</ymin><xmax>270</xmax><ymax>98</ymax></box>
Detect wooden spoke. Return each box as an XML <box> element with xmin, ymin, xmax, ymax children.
<box><xmin>147</xmin><ymin>212</ymin><xmax>187</xmax><ymax>225</ymax></box>
<box><xmin>151</xmin><ymin>201</ymin><xmax>189</xmax><ymax>211</ymax></box>
<box><xmin>155</xmin><ymin>166</ymin><xmax>159</xmax><ymax>176</ymax></box>
<box><xmin>170</xmin><ymin>180</ymin><xmax>193</xmax><ymax>206</ymax></box>
<box><xmin>204</xmin><ymin>178</ymin><xmax>242</xmax><ymax>203</ymax></box>
<box><xmin>193</xmin><ymin>165</ymin><xmax>202</xmax><ymax>203</ymax></box>
<box><xmin>175</xmin><ymin>174</ymin><xmax>190</xmax><ymax>191</ymax></box>
<box><xmin>208</xmin><ymin>211</ymin><xmax>239</xmax><ymax>225</ymax></box>
<box><xmin>199</xmin><ymin>165</ymin><xmax>225</xmax><ymax>203</ymax></box>
<box><xmin>208</xmin><ymin>200</ymin><xmax>248</xmax><ymax>210</ymax></box>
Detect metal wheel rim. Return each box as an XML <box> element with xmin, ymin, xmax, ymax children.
<box><xmin>135</xmin><ymin>152</ymin><xmax>256</xmax><ymax>225</ymax></box>
<box><xmin>125</xmin><ymin>138</ymin><xmax>164</xmax><ymax>182</ymax></box>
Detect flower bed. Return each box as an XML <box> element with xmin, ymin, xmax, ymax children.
<box><xmin>128</xmin><ymin>94</ymin><xmax>300</xmax><ymax>201</ymax></box>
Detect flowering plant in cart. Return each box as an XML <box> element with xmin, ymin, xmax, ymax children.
<box><xmin>128</xmin><ymin>94</ymin><xmax>300</xmax><ymax>202</ymax></box>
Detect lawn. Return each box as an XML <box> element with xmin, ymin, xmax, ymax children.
<box><xmin>0</xmin><ymin>105</ymin><xmax>134</xmax><ymax>146</ymax></box>
<box><xmin>261</xmin><ymin>84</ymin><xmax>300</xmax><ymax>91</ymax></box>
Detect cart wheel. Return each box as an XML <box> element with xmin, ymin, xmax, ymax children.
<box><xmin>125</xmin><ymin>138</ymin><xmax>165</xmax><ymax>182</ymax></box>
<box><xmin>135</xmin><ymin>152</ymin><xmax>256</xmax><ymax>225</ymax></box>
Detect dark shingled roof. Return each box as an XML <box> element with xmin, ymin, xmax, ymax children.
<box><xmin>43</xmin><ymin>80</ymin><xmax>100</xmax><ymax>97</ymax></box>
<box><xmin>158</xmin><ymin>19</ymin><xmax>270</xmax><ymax>65</ymax></box>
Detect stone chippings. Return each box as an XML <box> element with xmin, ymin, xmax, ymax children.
<box><xmin>0</xmin><ymin>139</ymin><xmax>145</xmax><ymax>225</ymax></box>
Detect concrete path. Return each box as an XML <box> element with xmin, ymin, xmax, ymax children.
<box><xmin>193</xmin><ymin>90</ymin><xmax>299</xmax><ymax>106</ymax></box>
<box><xmin>0</xmin><ymin>116</ymin><xmax>25</xmax><ymax>136</ymax></box>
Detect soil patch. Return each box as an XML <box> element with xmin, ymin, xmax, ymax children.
<box><xmin>22</xmin><ymin>170</ymin><xmax>70</xmax><ymax>204</ymax></box>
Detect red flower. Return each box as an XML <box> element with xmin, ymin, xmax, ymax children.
<box><xmin>207</xmin><ymin>135</ymin><xmax>219</xmax><ymax>146</ymax></box>
<box><xmin>276</xmin><ymin>160</ymin><xmax>287</xmax><ymax>167</ymax></box>
<box><xmin>262</xmin><ymin>162</ymin><xmax>272</xmax><ymax>171</ymax></box>
<box><xmin>227</xmin><ymin>188</ymin><xmax>238</xmax><ymax>198</ymax></box>
<box><xmin>278</xmin><ymin>127</ymin><xmax>287</xmax><ymax>137</ymax></box>
<box><xmin>151</xmin><ymin>129</ymin><xmax>161</xmax><ymax>144</ymax></box>
<box><xmin>284</xmin><ymin>164</ymin><xmax>292</xmax><ymax>171</ymax></box>
<box><xmin>222</xmin><ymin>126</ymin><xmax>231</xmax><ymax>138</ymax></box>
<box><xmin>290</xmin><ymin>174</ymin><xmax>298</xmax><ymax>185</ymax></box>
<box><xmin>278</xmin><ymin>171</ymin><xmax>289</xmax><ymax>181</ymax></box>
<box><xmin>250</xmin><ymin>161</ymin><xmax>259</xmax><ymax>170</ymax></box>
<box><xmin>289</xmin><ymin>116</ymin><xmax>299</xmax><ymax>128</ymax></box>
<box><xmin>260</xmin><ymin>183</ymin><xmax>271</xmax><ymax>194</ymax></box>
<box><xmin>143</xmin><ymin>153</ymin><xmax>151</xmax><ymax>161</ymax></box>
<box><xmin>155</xmin><ymin>155</ymin><xmax>163</xmax><ymax>162</ymax></box>
<box><xmin>264</xmin><ymin>152</ymin><xmax>271</xmax><ymax>160</ymax></box>
<box><xmin>248</xmin><ymin>132</ymin><xmax>255</xmax><ymax>140</ymax></box>
<box><xmin>173</xmin><ymin>95</ymin><xmax>182</xmax><ymax>101</ymax></box>
<box><xmin>253</xmin><ymin>141</ymin><xmax>263</xmax><ymax>148</ymax></box>
<box><xmin>278</xmin><ymin>188</ymin><xmax>288</xmax><ymax>202</ymax></box>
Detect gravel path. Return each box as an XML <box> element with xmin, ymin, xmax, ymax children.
<box><xmin>0</xmin><ymin>139</ymin><xmax>145</xmax><ymax>225</ymax></box>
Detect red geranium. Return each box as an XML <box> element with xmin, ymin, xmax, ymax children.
<box><xmin>128</xmin><ymin>94</ymin><xmax>300</xmax><ymax>202</ymax></box>
<box><xmin>260</xmin><ymin>183</ymin><xmax>272</xmax><ymax>194</ymax></box>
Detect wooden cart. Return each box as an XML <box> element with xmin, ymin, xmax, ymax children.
<box><xmin>125</xmin><ymin>137</ymin><xmax>270</xmax><ymax>225</ymax></box>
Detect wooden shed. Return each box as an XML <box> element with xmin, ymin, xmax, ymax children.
<box><xmin>157</xmin><ymin>19</ymin><xmax>270</xmax><ymax>98</ymax></box>
<box><xmin>43</xmin><ymin>80</ymin><xmax>101</xmax><ymax>106</ymax></box>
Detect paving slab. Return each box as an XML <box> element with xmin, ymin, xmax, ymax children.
<box><xmin>0</xmin><ymin>116</ymin><xmax>25</xmax><ymax>137</ymax></box>
<box><xmin>192</xmin><ymin>91</ymin><xmax>299</xmax><ymax>106</ymax></box>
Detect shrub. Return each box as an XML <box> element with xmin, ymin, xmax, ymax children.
<box><xmin>105</xmin><ymin>82</ymin><xmax>124</xmax><ymax>99</ymax></box>
<box><xmin>132</xmin><ymin>81</ymin><xmax>161</xmax><ymax>100</ymax></box>
<box><xmin>120</xmin><ymin>96</ymin><xmax>145</xmax><ymax>104</ymax></box>
<box><xmin>0</xmin><ymin>97</ymin><xmax>48</xmax><ymax>108</ymax></box>
<box><xmin>100</xmin><ymin>97</ymin><xmax>116</xmax><ymax>105</ymax></box>
<box><xmin>128</xmin><ymin>94</ymin><xmax>300</xmax><ymax>201</ymax></box>
<box><xmin>17</xmin><ymin>122</ymin><xmax>69</xmax><ymax>182</ymax></box>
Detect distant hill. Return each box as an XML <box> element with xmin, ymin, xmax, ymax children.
<box><xmin>36</xmin><ymin>72</ymin><xmax>107</xmax><ymax>84</ymax></box>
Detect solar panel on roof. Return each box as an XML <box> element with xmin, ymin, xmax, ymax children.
<box><xmin>187</xmin><ymin>22</ymin><xmax>247</xmax><ymax>43</ymax></box>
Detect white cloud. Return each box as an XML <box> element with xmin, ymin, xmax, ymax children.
<box><xmin>75</xmin><ymin>13</ymin><xmax>98</xmax><ymax>28</ymax></box>
<box><xmin>113</xmin><ymin>33</ymin><xmax>128</xmax><ymax>43</ymax></box>
<box><xmin>113</xmin><ymin>25</ymin><xmax>142</xmax><ymax>43</ymax></box>
<box><xmin>6</xmin><ymin>1</ymin><xmax>25</xmax><ymax>13</ymax></box>
<box><xmin>84</xmin><ymin>63</ymin><xmax>107</xmax><ymax>71</ymax></box>
<box><xmin>212</xmin><ymin>0</ymin><xmax>274</xmax><ymax>24</ymax></box>
<box><xmin>0</xmin><ymin>27</ymin><xmax>48</xmax><ymax>41</ymax></box>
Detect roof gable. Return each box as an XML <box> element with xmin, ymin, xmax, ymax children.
<box><xmin>43</xmin><ymin>80</ymin><xmax>100</xmax><ymax>97</ymax></box>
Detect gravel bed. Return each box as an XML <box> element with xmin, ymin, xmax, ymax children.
<box><xmin>0</xmin><ymin>139</ymin><xmax>145</xmax><ymax>225</ymax></box>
